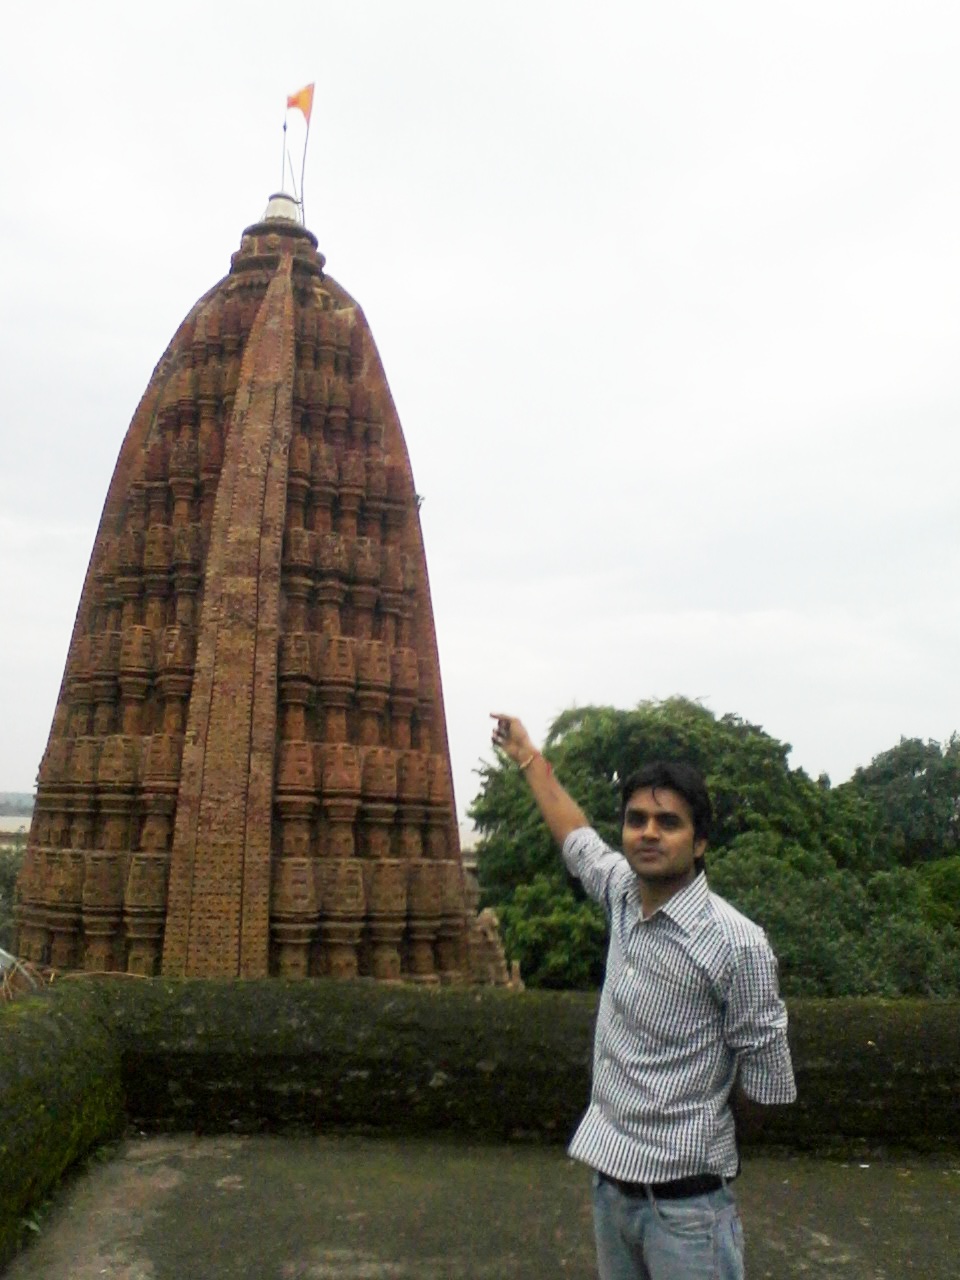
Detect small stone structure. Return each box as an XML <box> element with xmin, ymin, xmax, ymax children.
<box><xmin>468</xmin><ymin>909</ymin><xmax>523</xmax><ymax>988</ymax></box>
<box><xmin>16</xmin><ymin>194</ymin><xmax>510</xmax><ymax>986</ymax></box>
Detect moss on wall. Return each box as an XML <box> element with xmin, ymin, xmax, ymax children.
<box><xmin>108</xmin><ymin>979</ymin><xmax>593</xmax><ymax>1141</ymax></box>
<box><xmin>0</xmin><ymin>982</ymin><xmax>125</xmax><ymax>1268</ymax></box>
<box><xmin>108</xmin><ymin>984</ymin><xmax>960</xmax><ymax>1155</ymax></box>
<box><xmin>737</xmin><ymin>998</ymin><xmax>960</xmax><ymax>1154</ymax></box>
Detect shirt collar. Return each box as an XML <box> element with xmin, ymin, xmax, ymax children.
<box><xmin>631</xmin><ymin>870</ymin><xmax>709</xmax><ymax>934</ymax></box>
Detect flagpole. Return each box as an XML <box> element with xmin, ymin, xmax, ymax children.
<box><xmin>300</xmin><ymin>118</ymin><xmax>310</xmax><ymax>225</ymax></box>
<box><xmin>286</xmin><ymin>152</ymin><xmax>300</xmax><ymax>203</ymax></box>
<box><xmin>281</xmin><ymin>115</ymin><xmax>288</xmax><ymax>190</ymax></box>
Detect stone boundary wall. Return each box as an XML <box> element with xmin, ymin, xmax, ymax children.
<box><xmin>2</xmin><ymin>982</ymin><xmax>958</xmax><ymax>1264</ymax></box>
<box><xmin>0</xmin><ymin>983</ymin><xmax>125</xmax><ymax>1267</ymax></box>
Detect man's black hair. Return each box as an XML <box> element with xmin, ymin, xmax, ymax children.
<box><xmin>619</xmin><ymin>761</ymin><xmax>712</xmax><ymax>872</ymax></box>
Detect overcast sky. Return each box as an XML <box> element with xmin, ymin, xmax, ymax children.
<box><xmin>2</xmin><ymin>2</ymin><xmax>958</xmax><ymax>818</ymax></box>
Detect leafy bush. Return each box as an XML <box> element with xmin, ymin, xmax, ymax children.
<box><xmin>497</xmin><ymin>875</ymin><xmax>607</xmax><ymax>989</ymax></box>
<box><xmin>0</xmin><ymin>844</ymin><xmax>24</xmax><ymax>953</ymax></box>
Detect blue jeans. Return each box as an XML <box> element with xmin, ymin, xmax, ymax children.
<box><xmin>592</xmin><ymin>1172</ymin><xmax>745</xmax><ymax>1280</ymax></box>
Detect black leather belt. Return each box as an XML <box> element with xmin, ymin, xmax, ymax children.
<box><xmin>601</xmin><ymin>1171</ymin><xmax>726</xmax><ymax>1200</ymax></box>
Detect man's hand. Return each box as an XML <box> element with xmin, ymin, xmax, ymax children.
<box><xmin>488</xmin><ymin>712</ymin><xmax>589</xmax><ymax>846</ymax></box>
<box><xmin>490</xmin><ymin>714</ymin><xmax>536</xmax><ymax>766</ymax></box>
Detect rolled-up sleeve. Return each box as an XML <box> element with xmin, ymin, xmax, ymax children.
<box><xmin>723</xmin><ymin>941</ymin><xmax>797</xmax><ymax>1103</ymax></box>
<box><xmin>561</xmin><ymin>827</ymin><xmax>632</xmax><ymax>915</ymax></box>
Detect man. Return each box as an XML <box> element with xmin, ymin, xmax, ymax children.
<box><xmin>490</xmin><ymin>713</ymin><xmax>796</xmax><ymax>1280</ymax></box>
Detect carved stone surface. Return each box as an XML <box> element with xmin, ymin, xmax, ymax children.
<box><xmin>15</xmin><ymin>200</ymin><xmax>510</xmax><ymax>987</ymax></box>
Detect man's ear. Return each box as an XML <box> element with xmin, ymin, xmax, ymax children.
<box><xmin>694</xmin><ymin>838</ymin><xmax>707</xmax><ymax>860</ymax></box>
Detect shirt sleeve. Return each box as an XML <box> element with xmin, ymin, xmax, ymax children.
<box><xmin>561</xmin><ymin>827</ymin><xmax>632</xmax><ymax>915</ymax></box>
<box><xmin>723</xmin><ymin>939</ymin><xmax>797</xmax><ymax>1104</ymax></box>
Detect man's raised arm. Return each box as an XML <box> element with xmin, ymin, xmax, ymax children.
<box><xmin>490</xmin><ymin>713</ymin><xmax>589</xmax><ymax>846</ymax></box>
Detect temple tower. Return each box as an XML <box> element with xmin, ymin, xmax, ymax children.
<box><xmin>16</xmin><ymin>194</ymin><xmax>476</xmax><ymax>983</ymax></box>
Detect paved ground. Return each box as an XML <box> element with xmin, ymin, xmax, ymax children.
<box><xmin>5</xmin><ymin>1135</ymin><xmax>959</xmax><ymax>1279</ymax></box>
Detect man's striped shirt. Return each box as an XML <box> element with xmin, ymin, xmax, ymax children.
<box><xmin>562</xmin><ymin>827</ymin><xmax>796</xmax><ymax>1182</ymax></box>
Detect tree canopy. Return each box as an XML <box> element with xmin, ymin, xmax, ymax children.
<box><xmin>846</xmin><ymin>735</ymin><xmax>960</xmax><ymax>866</ymax></box>
<box><xmin>0</xmin><ymin>848</ymin><xmax>21</xmax><ymax>953</ymax></box>
<box><xmin>471</xmin><ymin>699</ymin><xmax>960</xmax><ymax>996</ymax></box>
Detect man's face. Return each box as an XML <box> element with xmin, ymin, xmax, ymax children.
<box><xmin>621</xmin><ymin>785</ymin><xmax>706</xmax><ymax>886</ymax></box>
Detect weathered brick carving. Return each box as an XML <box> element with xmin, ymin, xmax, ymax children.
<box><xmin>16</xmin><ymin>196</ymin><xmax>509</xmax><ymax>984</ymax></box>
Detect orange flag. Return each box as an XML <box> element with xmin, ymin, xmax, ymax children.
<box><xmin>286</xmin><ymin>83</ymin><xmax>315</xmax><ymax>125</ymax></box>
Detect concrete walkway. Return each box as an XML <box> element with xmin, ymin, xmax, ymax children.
<box><xmin>5</xmin><ymin>1135</ymin><xmax>959</xmax><ymax>1279</ymax></box>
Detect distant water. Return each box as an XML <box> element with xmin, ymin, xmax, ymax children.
<box><xmin>0</xmin><ymin>815</ymin><xmax>30</xmax><ymax>834</ymax></box>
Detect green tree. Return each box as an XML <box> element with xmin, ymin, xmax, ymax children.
<box><xmin>865</xmin><ymin>917</ymin><xmax>955</xmax><ymax>997</ymax></box>
<box><xmin>858</xmin><ymin>865</ymin><xmax>960</xmax><ymax>996</ymax></box>
<box><xmin>843</xmin><ymin>735</ymin><xmax>960</xmax><ymax>865</ymax></box>
<box><xmin>915</xmin><ymin>855</ymin><xmax>960</xmax><ymax>933</ymax></box>
<box><xmin>0</xmin><ymin>845</ymin><xmax>24</xmax><ymax>953</ymax></box>
<box><xmin>497</xmin><ymin>875</ymin><xmax>608</xmax><ymax>989</ymax></box>
<box><xmin>707</xmin><ymin>833</ymin><xmax>873</xmax><ymax>996</ymax></box>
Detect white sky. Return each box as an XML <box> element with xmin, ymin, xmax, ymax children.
<box><xmin>1</xmin><ymin>2</ymin><xmax>958</xmax><ymax>818</ymax></box>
